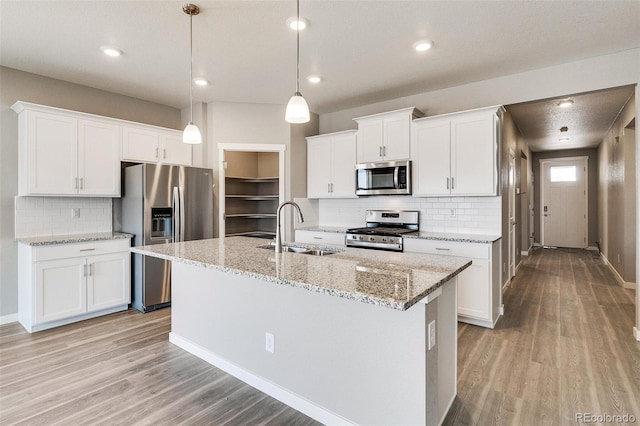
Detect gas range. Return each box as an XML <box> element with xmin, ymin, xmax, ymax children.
<box><xmin>346</xmin><ymin>210</ymin><xmax>419</xmax><ymax>252</ymax></box>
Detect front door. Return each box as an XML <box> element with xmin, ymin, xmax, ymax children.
<box><xmin>541</xmin><ymin>157</ymin><xmax>588</xmax><ymax>248</ymax></box>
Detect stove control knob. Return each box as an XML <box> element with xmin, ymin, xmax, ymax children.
<box><xmin>381</xmin><ymin>237</ymin><xmax>387</xmax><ymax>243</ymax></box>
<box><xmin>358</xmin><ymin>236</ymin><xmax>364</xmax><ymax>241</ymax></box>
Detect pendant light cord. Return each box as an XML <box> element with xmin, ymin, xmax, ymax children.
<box><xmin>189</xmin><ymin>6</ymin><xmax>194</xmax><ymax>123</ymax></box>
<box><xmin>295</xmin><ymin>0</ymin><xmax>300</xmax><ymax>94</ymax></box>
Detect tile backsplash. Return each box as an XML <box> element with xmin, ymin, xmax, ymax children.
<box><xmin>318</xmin><ymin>196</ymin><xmax>502</xmax><ymax>235</ymax></box>
<box><xmin>15</xmin><ymin>196</ymin><xmax>113</xmax><ymax>239</ymax></box>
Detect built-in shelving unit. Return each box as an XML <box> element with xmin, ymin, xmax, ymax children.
<box><xmin>221</xmin><ymin>150</ymin><xmax>282</xmax><ymax>240</ymax></box>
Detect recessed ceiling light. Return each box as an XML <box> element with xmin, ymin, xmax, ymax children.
<box><xmin>413</xmin><ymin>40</ymin><xmax>433</xmax><ymax>52</ymax></box>
<box><xmin>101</xmin><ymin>46</ymin><xmax>123</xmax><ymax>57</ymax></box>
<box><xmin>559</xmin><ymin>137</ymin><xmax>570</xmax><ymax>142</ymax></box>
<box><xmin>194</xmin><ymin>78</ymin><xmax>209</xmax><ymax>86</ymax></box>
<box><xmin>286</xmin><ymin>16</ymin><xmax>308</xmax><ymax>31</ymax></box>
<box><xmin>558</xmin><ymin>99</ymin><xmax>574</xmax><ymax>108</ymax></box>
<box><xmin>307</xmin><ymin>75</ymin><xmax>322</xmax><ymax>84</ymax></box>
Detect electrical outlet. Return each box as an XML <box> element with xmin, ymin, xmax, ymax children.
<box><xmin>265</xmin><ymin>332</ymin><xmax>275</xmax><ymax>354</ymax></box>
<box><xmin>72</xmin><ymin>208</ymin><xmax>80</xmax><ymax>218</ymax></box>
<box><xmin>428</xmin><ymin>320</ymin><xmax>436</xmax><ymax>350</ymax></box>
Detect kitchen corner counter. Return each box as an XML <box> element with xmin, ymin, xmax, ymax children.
<box><xmin>405</xmin><ymin>231</ymin><xmax>502</xmax><ymax>244</ymax></box>
<box><xmin>16</xmin><ymin>232</ymin><xmax>133</xmax><ymax>246</ymax></box>
<box><xmin>132</xmin><ymin>236</ymin><xmax>471</xmax><ymax>311</ymax></box>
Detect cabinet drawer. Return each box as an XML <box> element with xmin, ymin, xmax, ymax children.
<box><xmin>32</xmin><ymin>239</ymin><xmax>131</xmax><ymax>262</ymax></box>
<box><xmin>295</xmin><ymin>230</ymin><xmax>346</xmax><ymax>246</ymax></box>
<box><xmin>404</xmin><ymin>239</ymin><xmax>489</xmax><ymax>259</ymax></box>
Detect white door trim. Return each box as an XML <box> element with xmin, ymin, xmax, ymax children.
<box><xmin>540</xmin><ymin>156</ymin><xmax>589</xmax><ymax>248</ymax></box>
<box><xmin>508</xmin><ymin>149</ymin><xmax>516</xmax><ymax>281</ymax></box>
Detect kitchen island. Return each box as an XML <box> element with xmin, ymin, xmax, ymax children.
<box><xmin>132</xmin><ymin>237</ymin><xmax>471</xmax><ymax>425</ymax></box>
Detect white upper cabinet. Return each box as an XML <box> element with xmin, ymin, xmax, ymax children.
<box><xmin>14</xmin><ymin>106</ymin><xmax>120</xmax><ymax>197</ymax></box>
<box><xmin>306</xmin><ymin>130</ymin><xmax>357</xmax><ymax>198</ymax></box>
<box><xmin>158</xmin><ymin>131</ymin><xmax>193</xmax><ymax>166</ymax></box>
<box><xmin>12</xmin><ymin>101</ymin><xmax>194</xmax><ymax>198</ymax></box>
<box><xmin>122</xmin><ymin>127</ymin><xmax>192</xmax><ymax>166</ymax></box>
<box><xmin>412</xmin><ymin>105</ymin><xmax>504</xmax><ymax>197</ymax></box>
<box><xmin>122</xmin><ymin>126</ymin><xmax>159</xmax><ymax>163</ymax></box>
<box><xmin>21</xmin><ymin>110</ymin><xmax>78</xmax><ymax>196</ymax></box>
<box><xmin>78</xmin><ymin>119</ymin><xmax>121</xmax><ymax>196</ymax></box>
<box><xmin>353</xmin><ymin>107</ymin><xmax>423</xmax><ymax>163</ymax></box>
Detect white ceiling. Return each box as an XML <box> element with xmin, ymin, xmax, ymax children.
<box><xmin>1</xmin><ymin>1</ymin><xmax>639</xmax><ymax>151</ymax></box>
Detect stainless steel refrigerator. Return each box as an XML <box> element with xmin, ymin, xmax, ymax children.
<box><xmin>122</xmin><ymin>163</ymin><xmax>214</xmax><ymax>312</ymax></box>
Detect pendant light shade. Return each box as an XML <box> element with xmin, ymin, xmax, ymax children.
<box><xmin>285</xmin><ymin>92</ymin><xmax>310</xmax><ymax>123</ymax></box>
<box><xmin>182</xmin><ymin>3</ymin><xmax>202</xmax><ymax>144</ymax></box>
<box><xmin>183</xmin><ymin>122</ymin><xmax>202</xmax><ymax>144</ymax></box>
<box><xmin>285</xmin><ymin>0</ymin><xmax>310</xmax><ymax>124</ymax></box>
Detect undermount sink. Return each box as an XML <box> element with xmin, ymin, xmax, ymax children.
<box><xmin>258</xmin><ymin>244</ymin><xmax>337</xmax><ymax>256</ymax></box>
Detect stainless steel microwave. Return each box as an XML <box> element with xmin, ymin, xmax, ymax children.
<box><xmin>355</xmin><ymin>160</ymin><xmax>411</xmax><ymax>196</ymax></box>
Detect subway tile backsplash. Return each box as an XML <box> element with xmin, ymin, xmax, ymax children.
<box><xmin>318</xmin><ymin>196</ymin><xmax>502</xmax><ymax>234</ymax></box>
<box><xmin>15</xmin><ymin>196</ymin><xmax>112</xmax><ymax>239</ymax></box>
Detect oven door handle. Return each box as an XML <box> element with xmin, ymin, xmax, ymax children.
<box><xmin>393</xmin><ymin>167</ymin><xmax>399</xmax><ymax>189</ymax></box>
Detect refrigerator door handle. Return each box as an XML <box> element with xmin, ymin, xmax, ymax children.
<box><xmin>172</xmin><ymin>186</ymin><xmax>180</xmax><ymax>243</ymax></box>
<box><xmin>179</xmin><ymin>187</ymin><xmax>185</xmax><ymax>242</ymax></box>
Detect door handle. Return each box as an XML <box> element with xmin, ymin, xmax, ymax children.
<box><xmin>163</xmin><ymin>149</ymin><xmax>167</xmax><ymax>159</ymax></box>
<box><xmin>446</xmin><ymin>177</ymin><xmax>450</xmax><ymax>190</ymax></box>
<box><xmin>379</xmin><ymin>146</ymin><xmax>382</xmax><ymax>157</ymax></box>
<box><xmin>172</xmin><ymin>187</ymin><xmax>180</xmax><ymax>242</ymax></box>
<box><xmin>451</xmin><ymin>177</ymin><xmax>455</xmax><ymax>189</ymax></box>
<box><xmin>79</xmin><ymin>177</ymin><xmax>84</xmax><ymax>189</ymax></box>
<box><xmin>383</xmin><ymin>146</ymin><xmax>386</xmax><ymax>157</ymax></box>
<box><xmin>155</xmin><ymin>148</ymin><xmax>159</xmax><ymax>159</ymax></box>
<box><xmin>74</xmin><ymin>177</ymin><xmax>79</xmax><ymax>190</ymax></box>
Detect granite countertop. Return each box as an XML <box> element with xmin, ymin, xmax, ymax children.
<box><xmin>131</xmin><ymin>236</ymin><xmax>471</xmax><ymax>311</ymax></box>
<box><xmin>295</xmin><ymin>226</ymin><xmax>350</xmax><ymax>233</ymax></box>
<box><xmin>17</xmin><ymin>232</ymin><xmax>133</xmax><ymax>246</ymax></box>
<box><xmin>404</xmin><ymin>232</ymin><xmax>501</xmax><ymax>244</ymax></box>
<box><xmin>297</xmin><ymin>226</ymin><xmax>500</xmax><ymax>244</ymax></box>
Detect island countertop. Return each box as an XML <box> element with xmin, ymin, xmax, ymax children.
<box><xmin>132</xmin><ymin>236</ymin><xmax>471</xmax><ymax>311</ymax></box>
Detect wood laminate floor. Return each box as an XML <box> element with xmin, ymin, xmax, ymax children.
<box><xmin>445</xmin><ymin>247</ymin><xmax>639</xmax><ymax>425</ymax></box>
<box><xmin>1</xmin><ymin>248</ymin><xmax>638</xmax><ymax>425</ymax></box>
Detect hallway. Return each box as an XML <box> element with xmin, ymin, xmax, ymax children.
<box><xmin>445</xmin><ymin>248</ymin><xmax>639</xmax><ymax>425</ymax></box>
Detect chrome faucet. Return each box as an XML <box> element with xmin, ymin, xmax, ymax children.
<box><xmin>275</xmin><ymin>201</ymin><xmax>304</xmax><ymax>253</ymax></box>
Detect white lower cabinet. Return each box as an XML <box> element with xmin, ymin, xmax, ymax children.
<box><xmin>404</xmin><ymin>238</ymin><xmax>502</xmax><ymax>328</ymax></box>
<box><xmin>295</xmin><ymin>230</ymin><xmax>346</xmax><ymax>246</ymax></box>
<box><xmin>19</xmin><ymin>239</ymin><xmax>131</xmax><ymax>333</ymax></box>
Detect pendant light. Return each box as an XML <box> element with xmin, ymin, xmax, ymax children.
<box><xmin>182</xmin><ymin>3</ymin><xmax>202</xmax><ymax>144</ymax></box>
<box><xmin>285</xmin><ymin>0</ymin><xmax>310</xmax><ymax>124</ymax></box>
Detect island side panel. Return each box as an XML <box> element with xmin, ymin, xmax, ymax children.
<box><xmin>170</xmin><ymin>262</ymin><xmax>433</xmax><ymax>425</ymax></box>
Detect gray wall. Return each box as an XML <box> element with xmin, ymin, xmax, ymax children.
<box><xmin>598</xmin><ymin>93</ymin><xmax>636</xmax><ymax>283</ymax></box>
<box><xmin>0</xmin><ymin>66</ymin><xmax>181</xmax><ymax>319</ymax></box>
<box><xmin>531</xmin><ymin>149</ymin><xmax>599</xmax><ymax>247</ymax></box>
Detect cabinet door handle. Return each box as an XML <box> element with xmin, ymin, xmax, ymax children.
<box><xmin>383</xmin><ymin>146</ymin><xmax>386</xmax><ymax>157</ymax></box>
<box><xmin>328</xmin><ymin>183</ymin><xmax>331</xmax><ymax>193</ymax></box>
<box><xmin>155</xmin><ymin>148</ymin><xmax>159</xmax><ymax>159</ymax></box>
<box><xmin>451</xmin><ymin>177</ymin><xmax>455</xmax><ymax>189</ymax></box>
<box><xmin>163</xmin><ymin>149</ymin><xmax>167</xmax><ymax>159</ymax></box>
<box><xmin>446</xmin><ymin>177</ymin><xmax>450</xmax><ymax>189</ymax></box>
<box><xmin>313</xmin><ymin>236</ymin><xmax>323</xmax><ymax>240</ymax></box>
<box><xmin>79</xmin><ymin>248</ymin><xmax>96</xmax><ymax>252</ymax></box>
<box><xmin>83</xmin><ymin>264</ymin><xmax>88</xmax><ymax>277</ymax></box>
<box><xmin>379</xmin><ymin>146</ymin><xmax>382</xmax><ymax>157</ymax></box>
<box><xmin>74</xmin><ymin>177</ymin><xmax>79</xmax><ymax>190</ymax></box>
<box><xmin>436</xmin><ymin>248</ymin><xmax>451</xmax><ymax>251</ymax></box>
<box><xmin>330</xmin><ymin>183</ymin><xmax>334</xmax><ymax>193</ymax></box>
<box><xmin>79</xmin><ymin>177</ymin><xmax>84</xmax><ymax>189</ymax></box>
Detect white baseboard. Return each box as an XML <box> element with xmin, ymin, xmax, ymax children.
<box><xmin>634</xmin><ymin>327</ymin><xmax>640</xmax><ymax>341</ymax></box>
<box><xmin>0</xmin><ymin>313</ymin><xmax>18</xmax><ymax>325</ymax></box>
<box><xmin>169</xmin><ymin>332</ymin><xmax>355</xmax><ymax>426</ymax></box>
<box><xmin>601</xmin><ymin>254</ymin><xmax>636</xmax><ymax>290</ymax></box>
<box><xmin>587</xmin><ymin>245</ymin><xmax>598</xmax><ymax>252</ymax></box>
<box><xmin>520</xmin><ymin>250</ymin><xmax>529</xmax><ymax>256</ymax></box>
